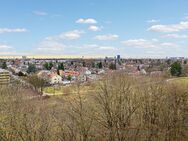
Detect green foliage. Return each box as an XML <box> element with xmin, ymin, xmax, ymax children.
<box><xmin>82</xmin><ymin>61</ymin><xmax>86</xmax><ymax>67</ymax></box>
<box><xmin>98</xmin><ymin>62</ymin><xmax>103</xmax><ymax>69</ymax></box>
<box><xmin>91</xmin><ymin>62</ymin><xmax>95</xmax><ymax>68</ymax></box>
<box><xmin>27</xmin><ymin>64</ymin><xmax>36</xmax><ymax>74</ymax></box>
<box><xmin>170</xmin><ymin>61</ymin><xmax>182</xmax><ymax>77</ymax></box>
<box><xmin>1</xmin><ymin>62</ymin><xmax>7</xmax><ymax>69</ymax></box>
<box><xmin>58</xmin><ymin>62</ymin><xmax>64</xmax><ymax>71</ymax></box>
<box><xmin>43</xmin><ymin>62</ymin><xmax>53</xmax><ymax>70</ymax></box>
<box><xmin>57</xmin><ymin>62</ymin><xmax>65</xmax><ymax>75</ymax></box>
<box><xmin>67</xmin><ymin>75</ymin><xmax>72</xmax><ymax>81</ymax></box>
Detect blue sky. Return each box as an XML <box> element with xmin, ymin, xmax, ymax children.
<box><xmin>0</xmin><ymin>0</ymin><xmax>188</xmax><ymax>58</ymax></box>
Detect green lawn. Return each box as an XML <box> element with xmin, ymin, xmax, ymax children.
<box><xmin>44</xmin><ymin>83</ymin><xmax>96</xmax><ymax>95</ymax></box>
<box><xmin>173</xmin><ymin>77</ymin><xmax>188</xmax><ymax>84</ymax></box>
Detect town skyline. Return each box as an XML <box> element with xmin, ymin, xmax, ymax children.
<box><xmin>1</xmin><ymin>0</ymin><xmax>188</xmax><ymax>58</ymax></box>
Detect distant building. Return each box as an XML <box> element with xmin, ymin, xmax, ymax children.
<box><xmin>59</xmin><ymin>70</ymin><xmax>80</xmax><ymax>77</ymax></box>
<box><xmin>117</xmin><ymin>55</ymin><xmax>121</xmax><ymax>60</ymax></box>
<box><xmin>49</xmin><ymin>74</ymin><xmax>62</xmax><ymax>84</ymax></box>
<box><xmin>0</xmin><ymin>69</ymin><xmax>11</xmax><ymax>85</ymax></box>
<box><xmin>37</xmin><ymin>70</ymin><xmax>62</xmax><ymax>85</ymax></box>
<box><xmin>77</xmin><ymin>74</ymin><xmax>87</xmax><ymax>82</ymax></box>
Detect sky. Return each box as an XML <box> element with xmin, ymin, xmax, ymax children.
<box><xmin>0</xmin><ymin>0</ymin><xmax>188</xmax><ymax>58</ymax></box>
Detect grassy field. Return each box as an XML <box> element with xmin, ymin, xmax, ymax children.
<box><xmin>173</xmin><ymin>77</ymin><xmax>188</xmax><ymax>84</ymax></box>
<box><xmin>44</xmin><ymin>82</ymin><xmax>97</xmax><ymax>96</ymax></box>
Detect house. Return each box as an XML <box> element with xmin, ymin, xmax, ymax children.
<box><xmin>62</xmin><ymin>80</ymin><xmax>71</xmax><ymax>85</ymax></box>
<box><xmin>37</xmin><ymin>70</ymin><xmax>62</xmax><ymax>85</ymax></box>
<box><xmin>77</xmin><ymin>74</ymin><xmax>87</xmax><ymax>82</ymax></box>
<box><xmin>97</xmin><ymin>69</ymin><xmax>105</xmax><ymax>75</ymax></box>
<box><xmin>85</xmin><ymin>70</ymin><xmax>92</xmax><ymax>75</ymax></box>
<box><xmin>59</xmin><ymin>70</ymin><xmax>80</xmax><ymax>77</ymax></box>
<box><xmin>49</xmin><ymin>74</ymin><xmax>62</xmax><ymax>84</ymax></box>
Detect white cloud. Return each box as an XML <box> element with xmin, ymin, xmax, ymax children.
<box><xmin>160</xmin><ymin>42</ymin><xmax>178</xmax><ymax>48</ymax></box>
<box><xmin>45</xmin><ymin>30</ymin><xmax>84</xmax><ymax>41</ymax></box>
<box><xmin>148</xmin><ymin>21</ymin><xmax>188</xmax><ymax>32</ymax></box>
<box><xmin>162</xmin><ymin>34</ymin><xmax>188</xmax><ymax>39</ymax></box>
<box><xmin>0</xmin><ymin>44</ymin><xmax>12</xmax><ymax>49</ymax></box>
<box><xmin>122</xmin><ymin>38</ymin><xmax>183</xmax><ymax>58</ymax></box>
<box><xmin>33</xmin><ymin>11</ymin><xmax>48</xmax><ymax>16</ymax></box>
<box><xmin>0</xmin><ymin>28</ymin><xmax>27</xmax><ymax>33</ymax></box>
<box><xmin>147</xmin><ymin>19</ymin><xmax>160</xmax><ymax>23</ymax></box>
<box><xmin>82</xmin><ymin>44</ymin><xmax>117</xmax><ymax>51</ymax></box>
<box><xmin>76</xmin><ymin>18</ymin><xmax>97</xmax><ymax>24</ymax></box>
<box><xmin>0</xmin><ymin>44</ymin><xmax>16</xmax><ymax>56</ymax></box>
<box><xmin>37</xmin><ymin>30</ymin><xmax>84</xmax><ymax>52</ymax></box>
<box><xmin>122</xmin><ymin>39</ymin><xmax>155</xmax><ymax>48</ymax></box>
<box><xmin>98</xmin><ymin>46</ymin><xmax>117</xmax><ymax>50</ymax></box>
<box><xmin>122</xmin><ymin>38</ymin><xmax>179</xmax><ymax>49</ymax></box>
<box><xmin>94</xmin><ymin>34</ymin><xmax>119</xmax><ymax>40</ymax></box>
<box><xmin>38</xmin><ymin>40</ymin><xmax>65</xmax><ymax>51</ymax></box>
<box><xmin>63</xmin><ymin>30</ymin><xmax>84</xmax><ymax>40</ymax></box>
<box><xmin>88</xmin><ymin>25</ymin><xmax>101</xmax><ymax>31</ymax></box>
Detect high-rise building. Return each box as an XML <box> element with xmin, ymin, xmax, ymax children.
<box><xmin>0</xmin><ymin>69</ymin><xmax>11</xmax><ymax>85</ymax></box>
<box><xmin>117</xmin><ymin>55</ymin><xmax>121</xmax><ymax>60</ymax></box>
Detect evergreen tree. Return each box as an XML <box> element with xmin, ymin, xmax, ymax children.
<box><xmin>98</xmin><ymin>62</ymin><xmax>103</xmax><ymax>69</ymax></box>
<box><xmin>67</xmin><ymin>75</ymin><xmax>72</xmax><ymax>81</ymax></box>
<box><xmin>43</xmin><ymin>62</ymin><xmax>49</xmax><ymax>70</ymax></box>
<box><xmin>170</xmin><ymin>61</ymin><xmax>182</xmax><ymax>77</ymax></box>
<box><xmin>1</xmin><ymin>62</ymin><xmax>7</xmax><ymax>69</ymax></box>
<box><xmin>27</xmin><ymin>64</ymin><xmax>36</xmax><ymax>74</ymax></box>
<box><xmin>82</xmin><ymin>61</ymin><xmax>86</xmax><ymax>67</ymax></box>
<box><xmin>58</xmin><ymin>63</ymin><xmax>65</xmax><ymax>70</ymax></box>
<box><xmin>43</xmin><ymin>62</ymin><xmax>53</xmax><ymax>70</ymax></box>
<box><xmin>48</xmin><ymin>62</ymin><xmax>53</xmax><ymax>70</ymax></box>
<box><xmin>57</xmin><ymin>63</ymin><xmax>64</xmax><ymax>75</ymax></box>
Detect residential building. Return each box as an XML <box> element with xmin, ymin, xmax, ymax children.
<box><xmin>37</xmin><ymin>70</ymin><xmax>62</xmax><ymax>84</ymax></box>
<box><xmin>49</xmin><ymin>74</ymin><xmax>62</xmax><ymax>84</ymax></box>
<box><xmin>0</xmin><ymin>69</ymin><xmax>11</xmax><ymax>85</ymax></box>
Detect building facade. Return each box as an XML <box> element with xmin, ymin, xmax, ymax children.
<box><xmin>0</xmin><ymin>69</ymin><xmax>11</xmax><ymax>85</ymax></box>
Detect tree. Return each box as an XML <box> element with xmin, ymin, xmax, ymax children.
<box><xmin>183</xmin><ymin>60</ymin><xmax>187</xmax><ymax>65</ymax></box>
<box><xmin>27</xmin><ymin>64</ymin><xmax>36</xmax><ymax>74</ymax></box>
<box><xmin>18</xmin><ymin>71</ymin><xmax>26</xmax><ymax>76</ymax></box>
<box><xmin>92</xmin><ymin>62</ymin><xmax>95</xmax><ymax>68</ymax></box>
<box><xmin>49</xmin><ymin>62</ymin><xmax>53</xmax><ymax>70</ymax></box>
<box><xmin>98</xmin><ymin>62</ymin><xmax>103</xmax><ymax>69</ymax></box>
<box><xmin>43</xmin><ymin>62</ymin><xmax>53</xmax><ymax>70</ymax></box>
<box><xmin>109</xmin><ymin>62</ymin><xmax>116</xmax><ymax>70</ymax></box>
<box><xmin>166</xmin><ymin>59</ymin><xmax>171</xmax><ymax>65</ymax></box>
<box><xmin>170</xmin><ymin>61</ymin><xmax>182</xmax><ymax>77</ymax></box>
<box><xmin>1</xmin><ymin>62</ymin><xmax>7</xmax><ymax>69</ymax></box>
<box><xmin>57</xmin><ymin>63</ymin><xmax>65</xmax><ymax>75</ymax></box>
<box><xmin>27</xmin><ymin>75</ymin><xmax>47</xmax><ymax>95</ymax></box>
<box><xmin>43</xmin><ymin>62</ymin><xmax>49</xmax><ymax>70</ymax></box>
<box><xmin>67</xmin><ymin>75</ymin><xmax>72</xmax><ymax>81</ymax></box>
<box><xmin>82</xmin><ymin>61</ymin><xmax>86</xmax><ymax>67</ymax></box>
<box><xmin>58</xmin><ymin>63</ymin><xmax>64</xmax><ymax>70</ymax></box>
